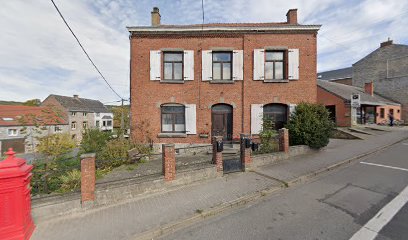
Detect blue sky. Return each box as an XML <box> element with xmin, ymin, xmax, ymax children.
<box><xmin>1</xmin><ymin>0</ymin><xmax>407</xmax><ymax>104</ymax></box>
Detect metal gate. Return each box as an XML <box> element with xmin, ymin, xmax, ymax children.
<box><xmin>223</xmin><ymin>155</ymin><xmax>242</xmax><ymax>174</ymax></box>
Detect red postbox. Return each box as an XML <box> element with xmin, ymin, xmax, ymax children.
<box><xmin>0</xmin><ymin>148</ymin><xmax>35</xmax><ymax>240</ymax></box>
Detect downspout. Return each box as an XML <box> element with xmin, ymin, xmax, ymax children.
<box><xmin>241</xmin><ymin>34</ymin><xmax>245</xmax><ymax>134</ymax></box>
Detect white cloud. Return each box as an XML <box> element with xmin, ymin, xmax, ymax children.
<box><xmin>0</xmin><ymin>0</ymin><xmax>407</xmax><ymax>103</ymax></box>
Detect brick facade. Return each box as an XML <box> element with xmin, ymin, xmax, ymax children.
<box><xmin>317</xmin><ymin>86</ymin><xmax>352</xmax><ymax>127</ymax></box>
<box><xmin>129</xmin><ymin>9</ymin><xmax>320</xmax><ymax>147</ymax></box>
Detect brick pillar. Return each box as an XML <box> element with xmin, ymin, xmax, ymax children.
<box><xmin>162</xmin><ymin>144</ymin><xmax>176</xmax><ymax>181</ymax></box>
<box><xmin>240</xmin><ymin>134</ymin><xmax>252</xmax><ymax>170</ymax></box>
<box><xmin>212</xmin><ymin>136</ymin><xmax>223</xmax><ymax>172</ymax></box>
<box><xmin>80</xmin><ymin>153</ymin><xmax>96</xmax><ymax>205</ymax></box>
<box><xmin>279</xmin><ymin>128</ymin><xmax>289</xmax><ymax>153</ymax></box>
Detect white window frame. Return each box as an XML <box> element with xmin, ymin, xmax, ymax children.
<box><xmin>7</xmin><ymin>128</ymin><xmax>18</xmax><ymax>136</ymax></box>
<box><xmin>71</xmin><ymin>112</ymin><xmax>76</xmax><ymax>117</ymax></box>
<box><xmin>54</xmin><ymin>126</ymin><xmax>63</xmax><ymax>133</ymax></box>
<box><xmin>71</xmin><ymin>121</ymin><xmax>76</xmax><ymax>130</ymax></box>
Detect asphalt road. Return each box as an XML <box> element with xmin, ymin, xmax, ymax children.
<box><xmin>159</xmin><ymin>140</ymin><xmax>408</xmax><ymax>240</ymax></box>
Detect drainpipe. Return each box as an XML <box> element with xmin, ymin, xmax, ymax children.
<box><xmin>241</xmin><ymin>34</ymin><xmax>245</xmax><ymax>133</ymax></box>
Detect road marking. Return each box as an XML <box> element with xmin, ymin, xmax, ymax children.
<box><xmin>402</xmin><ymin>142</ymin><xmax>408</xmax><ymax>146</ymax></box>
<box><xmin>349</xmin><ymin>184</ymin><xmax>408</xmax><ymax>240</ymax></box>
<box><xmin>360</xmin><ymin>162</ymin><xmax>408</xmax><ymax>172</ymax></box>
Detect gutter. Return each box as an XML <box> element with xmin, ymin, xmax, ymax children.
<box><xmin>127</xmin><ymin>25</ymin><xmax>321</xmax><ymax>33</ymax></box>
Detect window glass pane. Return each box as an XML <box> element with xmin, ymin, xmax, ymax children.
<box><xmin>213</xmin><ymin>63</ymin><xmax>221</xmax><ymax>80</ymax></box>
<box><xmin>213</xmin><ymin>53</ymin><xmax>231</xmax><ymax>62</ymax></box>
<box><xmin>174</xmin><ymin>124</ymin><xmax>185</xmax><ymax>132</ymax></box>
<box><xmin>162</xmin><ymin>113</ymin><xmax>173</xmax><ymax>131</ymax></box>
<box><xmin>173</xmin><ymin>63</ymin><xmax>182</xmax><ymax>80</ymax></box>
<box><xmin>164</xmin><ymin>63</ymin><xmax>172</xmax><ymax>79</ymax></box>
<box><xmin>162</xmin><ymin>106</ymin><xmax>184</xmax><ymax>113</ymax></box>
<box><xmin>222</xmin><ymin>63</ymin><xmax>231</xmax><ymax>80</ymax></box>
<box><xmin>266</xmin><ymin>52</ymin><xmax>284</xmax><ymax>61</ymax></box>
<box><xmin>174</xmin><ymin>114</ymin><xmax>185</xmax><ymax>132</ymax></box>
<box><xmin>175</xmin><ymin>113</ymin><xmax>185</xmax><ymax>124</ymax></box>
<box><xmin>164</xmin><ymin>53</ymin><xmax>182</xmax><ymax>61</ymax></box>
<box><xmin>265</xmin><ymin>62</ymin><xmax>274</xmax><ymax>79</ymax></box>
<box><xmin>275</xmin><ymin>62</ymin><xmax>283</xmax><ymax>79</ymax></box>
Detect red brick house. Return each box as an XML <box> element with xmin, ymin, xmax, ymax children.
<box><xmin>128</xmin><ymin>8</ymin><xmax>320</xmax><ymax>149</ymax></box>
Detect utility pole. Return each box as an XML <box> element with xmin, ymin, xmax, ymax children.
<box><xmin>120</xmin><ymin>98</ymin><xmax>125</xmax><ymax>138</ymax></box>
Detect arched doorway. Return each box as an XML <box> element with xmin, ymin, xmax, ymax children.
<box><xmin>263</xmin><ymin>103</ymin><xmax>288</xmax><ymax>130</ymax></box>
<box><xmin>211</xmin><ymin>104</ymin><xmax>233</xmax><ymax>142</ymax></box>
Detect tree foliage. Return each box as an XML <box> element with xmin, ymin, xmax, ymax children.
<box><xmin>36</xmin><ymin>133</ymin><xmax>76</xmax><ymax>160</ymax></box>
<box><xmin>80</xmin><ymin>128</ymin><xmax>112</xmax><ymax>154</ymax></box>
<box><xmin>23</xmin><ymin>99</ymin><xmax>41</xmax><ymax>106</ymax></box>
<box><xmin>286</xmin><ymin>103</ymin><xmax>335</xmax><ymax>149</ymax></box>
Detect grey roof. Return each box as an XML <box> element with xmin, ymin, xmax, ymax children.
<box><xmin>317</xmin><ymin>67</ymin><xmax>352</xmax><ymax>81</ymax></box>
<box><xmin>102</xmin><ymin>115</ymin><xmax>112</xmax><ymax>119</ymax></box>
<box><xmin>48</xmin><ymin>95</ymin><xmax>111</xmax><ymax>113</ymax></box>
<box><xmin>317</xmin><ymin>80</ymin><xmax>400</xmax><ymax>106</ymax></box>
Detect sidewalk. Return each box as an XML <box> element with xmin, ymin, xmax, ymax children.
<box><xmin>31</xmin><ymin>130</ymin><xmax>408</xmax><ymax>240</ymax></box>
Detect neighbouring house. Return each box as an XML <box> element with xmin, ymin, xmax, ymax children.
<box><xmin>42</xmin><ymin>94</ymin><xmax>113</xmax><ymax>142</ymax></box>
<box><xmin>318</xmin><ymin>67</ymin><xmax>352</xmax><ymax>85</ymax></box>
<box><xmin>352</xmin><ymin>39</ymin><xmax>408</xmax><ymax>121</ymax></box>
<box><xmin>0</xmin><ymin>105</ymin><xmax>68</xmax><ymax>156</ymax></box>
<box><xmin>128</xmin><ymin>7</ymin><xmax>320</xmax><ymax>149</ymax></box>
<box><xmin>317</xmin><ymin>80</ymin><xmax>401</xmax><ymax>127</ymax></box>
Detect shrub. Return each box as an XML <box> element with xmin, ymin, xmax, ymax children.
<box><xmin>286</xmin><ymin>103</ymin><xmax>335</xmax><ymax>149</ymax></box>
<box><xmin>59</xmin><ymin>169</ymin><xmax>81</xmax><ymax>193</ymax></box>
<box><xmin>97</xmin><ymin>138</ymin><xmax>134</xmax><ymax>169</ymax></box>
<box><xmin>36</xmin><ymin>133</ymin><xmax>76</xmax><ymax>161</ymax></box>
<box><xmin>80</xmin><ymin>128</ymin><xmax>112</xmax><ymax>154</ymax></box>
<box><xmin>258</xmin><ymin>117</ymin><xmax>279</xmax><ymax>153</ymax></box>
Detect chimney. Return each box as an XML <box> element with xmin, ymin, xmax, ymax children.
<box><xmin>151</xmin><ymin>7</ymin><xmax>161</xmax><ymax>26</ymax></box>
<box><xmin>364</xmin><ymin>82</ymin><xmax>374</xmax><ymax>96</ymax></box>
<box><xmin>380</xmin><ymin>38</ymin><xmax>393</xmax><ymax>48</ymax></box>
<box><xmin>73</xmin><ymin>94</ymin><xmax>79</xmax><ymax>99</ymax></box>
<box><xmin>286</xmin><ymin>9</ymin><xmax>298</xmax><ymax>24</ymax></box>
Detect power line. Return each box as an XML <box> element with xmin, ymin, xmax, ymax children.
<box><xmin>50</xmin><ymin>0</ymin><xmax>124</xmax><ymax>100</ymax></box>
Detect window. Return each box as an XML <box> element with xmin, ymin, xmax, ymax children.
<box><xmin>54</xmin><ymin>126</ymin><xmax>63</xmax><ymax>133</ymax></box>
<box><xmin>389</xmin><ymin>109</ymin><xmax>394</xmax><ymax>116</ymax></box>
<box><xmin>380</xmin><ymin>108</ymin><xmax>385</xmax><ymax>118</ymax></box>
<box><xmin>106</xmin><ymin>120</ymin><xmax>112</xmax><ymax>127</ymax></box>
<box><xmin>265</xmin><ymin>51</ymin><xmax>285</xmax><ymax>80</ymax></box>
<box><xmin>83</xmin><ymin>121</ymin><xmax>88</xmax><ymax>129</ymax></box>
<box><xmin>7</xmin><ymin>129</ymin><xmax>18</xmax><ymax>136</ymax></box>
<box><xmin>71</xmin><ymin>112</ymin><xmax>76</xmax><ymax>116</ymax></box>
<box><xmin>212</xmin><ymin>52</ymin><xmax>232</xmax><ymax>81</ymax></box>
<box><xmin>263</xmin><ymin>104</ymin><xmax>288</xmax><ymax>130</ymax></box>
<box><xmin>71</xmin><ymin>121</ymin><xmax>76</xmax><ymax>130</ymax></box>
<box><xmin>163</xmin><ymin>52</ymin><xmax>183</xmax><ymax>81</ymax></box>
<box><xmin>96</xmin><ymin>120</ymin><xmax>100</xmax><ymax>127</ymax></box>
<box><xmin>161</xmin><ymin>104</ymin><xmax>185</xmax><ymax>133</ymax></box>
<box><xmin>102</xmin><ymin>121</ymin><xmax>106</xmax><ymax>127</ymax></box>
<box><xmin>83</xmin><ymin>112</ymin><xmax>87</xmax><ymax>117</ymax></box>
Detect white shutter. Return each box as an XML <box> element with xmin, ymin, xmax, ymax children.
<box><xmin>183</xmin><ymin>50</ymin><xmax>194</xmax><ymax>80</ymax></box>
<box><xmin>233</xmin><ymin>50</ymin><xmax>243</xmax><ymax>80</ymax></box>
<box><xmin>185</xmin><ymin>104</ymin><xmax>196</xmax><ymax>134</ymax></box>
<box><xmin>150</xmin><ymin>50</ymin><xmax>161</xmax><ymax>80</ymax></box>
<box><xmin>288</xmin><ymin>49</ymin><xmax>299</xmax><ymax>80</ymax></box>
<box><xmin>202</xmin><ymin>50</ymin><xmax>212</xmax><ymax>81</ymax></box>
<box><xmin>251</xmin><ymin>104</ymin><xmax>264</xmax><ymax>134</ymax></box>
<box><xmin>289</xmin><ymin>104</ymin><xmax>297</xmax><ymax>117</ymax></box>
<box><xmin>253</xmin><ymin>49</ymin><xmax>265</xmax><ymax>80</ymax></box>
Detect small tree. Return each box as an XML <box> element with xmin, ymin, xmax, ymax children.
<box><xmin>286</xmin><ymin>103</ymin><xmax>335</xmax><ymax>149</ymax></box>
<box><xmin>80</xmin><ymin>128</ymin><xmax>112</xmax><ymax>154</ymax></box>
<box><xmin>36</xmin><ymin>133</ymin><xmax>76</xmax><ymax>161</ymax></box>
<box><xmin>259</xmin><ymin>116</ymin><xmax>278</xmax><ymax>153</ymax></box>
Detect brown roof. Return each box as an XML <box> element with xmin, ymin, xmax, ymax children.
<box><xmin>155</xmin><ymin>22</ymin><xmax>290</xmax><ymax>28</ymax></box>
<box><xmin>0</xmin><ymin>105</ymin><xmax>67</xmax><ymax>126</ymax></box>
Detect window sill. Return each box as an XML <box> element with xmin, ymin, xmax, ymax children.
<box><xmin>263</xmin><ymin>79</ymin><xmax>290</xmax><ymax>83</ymax></box>
<box><xmin>158</xmin><ymin>133</ymin><xmax>187</xmax><ymax>138</ymax></box>
<box><xmin>160</xmin><ymin>80</ymin><xmax>185</xmax><ymax>84</ymax></box>
<box><xmin>209</xmin><ymin>80</ymin><xmax>235</xmax><ymax>84</ymax></box>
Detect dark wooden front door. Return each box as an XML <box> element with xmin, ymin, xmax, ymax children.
<box><xmin>211</xmin><ymin>104</ymin><xmax>233</xmax><ymax>142</ymax></box>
